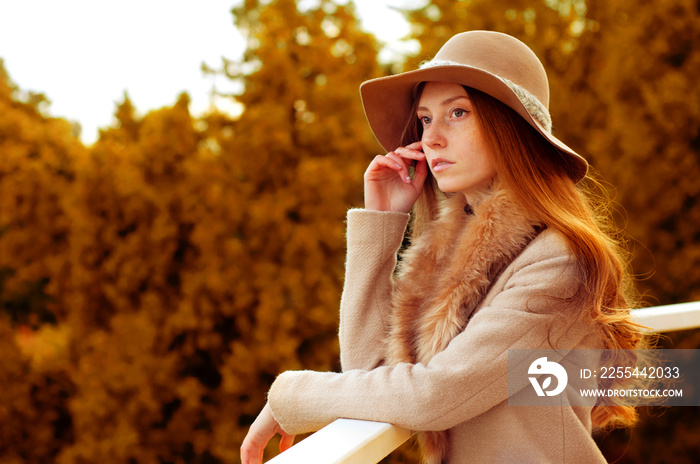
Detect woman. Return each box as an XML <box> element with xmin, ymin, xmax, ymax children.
<box><xmin>241</xmin><ymin>31</ymin><xmax>646</xmax><ymax>464</ymax></box>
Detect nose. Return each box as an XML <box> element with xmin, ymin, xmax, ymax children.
<box><xmin>421</xmin><ymin>120</ymin><xmax>446</xmax><ymax>149</ymax></box>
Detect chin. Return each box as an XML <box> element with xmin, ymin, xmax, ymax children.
<box><xmin>435</xmin><ymin>179</ymin><xmax>458</xmax><ymax>193</ymax></box>
<box><xmin>436</xmin><ymin>182</ymin><xmax>468</xmax><ymax>195</ymax></box>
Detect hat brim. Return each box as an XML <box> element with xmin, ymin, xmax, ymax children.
<box><xmin>360</xmin><ymin>65</ymin><xmax>588</xmax><ymax>182</ymax></box>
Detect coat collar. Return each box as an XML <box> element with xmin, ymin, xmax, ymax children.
<box><xmin>386</xmin><ymin>185</ymin><xmax>542</xmax><ymax>464</ymax></box>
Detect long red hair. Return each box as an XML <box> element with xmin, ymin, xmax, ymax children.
<box><xmin>402</xmin><ymin>85</ymin><xmax>649</xmax><ymax>428</ymax></box>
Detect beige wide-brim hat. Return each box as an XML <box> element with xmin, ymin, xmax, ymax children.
<box><xmin>360</xmin><ymin>30</ymin><xmax>588</xmax><ymax>182</ymax></box>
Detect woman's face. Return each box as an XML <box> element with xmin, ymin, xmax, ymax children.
<box><xmin>417</xmin><ymin>82</ymin><xmax>497</xmax><ymax>198</ymax></box>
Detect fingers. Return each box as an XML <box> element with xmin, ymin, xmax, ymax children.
<box><xmin>396</xmin><ymin>151</ymin><xmax>425</xmax><ymax>184</ymax></box>
<box><xmin>398</xmin><ymin>141</ymin><xmax>425</xmax><ymax>156</ymax></box>
<box><xmin>377</xmin><ymin>144</ymin><xmax>425</xmax><ymax>184</ymax></box>
<box><xmin>363</xmin><ymin>142</ymin><xmax>427</xmax><ymax>212</ymax></box>
<box><xmin>405</xmin><ymin>141</ymin><xmax>424</xmax><ymax>151</ymax></box>
<box><xmin>370</xmin><ymin>153</ymin><xmax>403</xmax><ymax>172</ymax></box>
<box><xmin>240</xmin><ymin>403</ymin><xmax>285</xmax><ymax>464</ymax></box>
<box><xmin>365</xmin><ymin>153</ymin><xmax>412</xmax><ymax>185</ymax></box>
<box><xmin>394</xmin><ymin>146</ymin><xmax>425</xmax><ymax>164</ymax></box>
<box><xmin>241</xmin><ymin>434</ymin><xmax>294</xmax><ymax>464</ymax></box>
<box><xmin>412</xmin><ymin>157</ymin><xmax>429</xmax><ymax>188</ymax></box>
<box><xmin>240</xmin><ymin>436</ymin><xmax>263</xmax><ymax>464</ymax></box>
<box><xmin>241</xmin><ymin>434</ymin><xmax>295</xmax><ymax>464</ymax></box>
<box><xmin>241</xmin><ymin>427</ymin><xmax>271</xmax><ymax>464</ymax></box>
<box><xmin>279</xmin><ymin>434</ymin><xmax>296</xmax><ymax>453</ymax></box>
<box><xmin>384</xmin><ymin>152</ymin><xmax>412</xmax><ymax>183</ymax></box>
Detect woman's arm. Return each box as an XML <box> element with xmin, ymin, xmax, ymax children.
<box><xmin>242</xmin><ymin>146</ymin><xmax>425</xmax><ymax>462</ymax></box>
<box><xmin>339</xmin><ymin>142</ymin><xmax>426</xmax><ymax>370</ymax></box>
<box><xmin>269</xmin><ymin>233</ymin><xmax>596</xmax><ymax>435</ymax></box>
<box><xmin>338</xmin><ymin>208</ymin><xmax>409</xmax><ymax>371</ymax></box>
<box><xmin>239</xmin><ymin>403</ymin><xmax>295</xmax><ymax>464</ymax></box>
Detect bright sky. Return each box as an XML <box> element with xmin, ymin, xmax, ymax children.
<box><xmin>0</xmin><ymin>0</ymin><xmax>419</xmax><ymax>145</ymax></box>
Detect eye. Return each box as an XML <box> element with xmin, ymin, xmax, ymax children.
<box><xmin>452</xmin><ymin>108</ymin><xmax>467</xmax><ymax>118</ymax></box>
<box><xmin>418</xmin><ymin>115</ymin><xmax>431</xmax><ymax>126</ymax></box>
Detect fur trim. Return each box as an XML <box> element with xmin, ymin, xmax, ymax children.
<box><xmin>387</xmin><ymin>187</ymin><xmax>541</xmax><ymax>464</ymax></box>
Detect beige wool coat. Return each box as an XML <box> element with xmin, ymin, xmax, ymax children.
<box><xmin>268</xmin><ymin>202</ymin><xmax>609</xmax><ymax>463</ymax></box>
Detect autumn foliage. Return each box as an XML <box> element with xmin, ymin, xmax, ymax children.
<box><xmin>1</xmin><ymin>0</ymin><xmax>699</xmax><ymax>463</ymax></box>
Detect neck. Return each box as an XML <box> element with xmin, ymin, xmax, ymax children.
<box><xmin>461</xmin><ymin>177</ymin><xmax>499</xmax><ymax>213</ymax></box>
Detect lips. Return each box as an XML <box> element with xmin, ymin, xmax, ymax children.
<box><xmin>431</xmin><ymin>158</ymin><xmax>454</xmax><ymax>172</ymax></box>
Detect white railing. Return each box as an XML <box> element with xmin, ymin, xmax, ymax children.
<box><xmin>630</xmin><ymin>301</ymin><xmax>700</xmax><ymax>333</ymax></box>
<box><xmin>267</xmin><ymin>301</ymin><xmax>700</xmax><ymax>464</ymax></box>
<box><xmin>267</xmin><ymin>418</ymin><xmax>412</xmax><ymax>464</ymax></box>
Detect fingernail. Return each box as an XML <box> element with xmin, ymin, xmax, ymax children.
<box><xmin>395</xmin><ymin>163</ymin><xmax>402</xmax><ymax>169</ymax></box>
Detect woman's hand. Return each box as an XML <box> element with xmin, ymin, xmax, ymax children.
<box><xmin>364</xmin><ymin>142</ymin><xmax>428</xmax><ymax>213</ymax></box>
<box><xmin>240</xmin><ymin>403</ymin><xmax>296</xmax><ymax>464</ymax></box>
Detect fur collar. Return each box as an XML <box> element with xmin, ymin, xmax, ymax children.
<box><xmin>387</xmin><ymin>186</ymin><xmax>542</xmax><ymax>464</ymax></box>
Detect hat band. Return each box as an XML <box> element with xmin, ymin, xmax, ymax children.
<box><xmin>418</xmin><ymin>59</ymin><xmax>552</xmax><ymax>133</ymax></box>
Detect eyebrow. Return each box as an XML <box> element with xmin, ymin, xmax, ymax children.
<box><xmin>417</xmin><ymin>95</ymin><xmax>472</xmax><ymax>113</ymax></box>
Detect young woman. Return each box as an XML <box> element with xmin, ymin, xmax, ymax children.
<box><xmin>241</xmin><ymin>31</ymin><xmax>646</xmax><ymax>464</ymax></box>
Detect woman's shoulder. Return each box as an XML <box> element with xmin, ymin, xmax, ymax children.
<box><xmin>518</xmin><ymin>226</ymin><xmax>575</xmax><ymax>266</ymax></box>
<box><xmin>484</xmin><ymin>227</ymin><xmax>584</xmax><ymax>313</ymax></box>
<box><xmin>501</xmin><ymin>226</ymin><xmax>580</xmax><ymax>290</ymax></box>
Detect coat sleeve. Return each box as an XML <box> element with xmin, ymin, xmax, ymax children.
<box><xmin>268</xmin><ymin>232</ymin><xmax>597</xmax><ymax>435</ymax></box>
<box><xmin>338</xmin><ymin>209</ymin><xmax>410</xmax><ymax>371</ymax></box>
